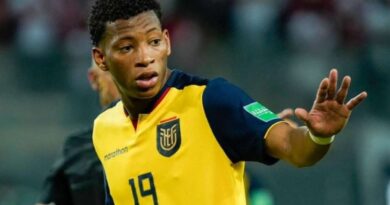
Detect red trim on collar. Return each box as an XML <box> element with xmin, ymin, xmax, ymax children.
<box><xmin>152</xmin><ymin>87</ymin><xmax>171</xmax><ymax>110</ymax></box>
<box><xmin>131</xmin><ymin>118</ymin><xmax>138</xmax><ymax>130</ymax></box>
<box><xmin>123</xmin><ymin>87</ymin><xmax>171</xmax><ymax>130</ymax></box>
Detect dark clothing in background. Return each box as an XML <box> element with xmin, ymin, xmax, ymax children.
<box><xmin>38</xmin><ymin>128</ymin><xmax>105</xmax><ymax>205</ymax></box>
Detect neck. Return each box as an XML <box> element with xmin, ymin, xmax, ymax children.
<box><xmin>122</xmin><ymin>69</ymin><xmax>171</xmax><ymax>120</ymax></box>
<box><xmin>122</xmin><ymin>96</ymin><xmax>154</xmax><ymax>120</ymax></box>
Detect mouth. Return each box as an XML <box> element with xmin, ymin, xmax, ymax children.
<box><xmin>135</xmin><ymin>71</ymin><xmax>159</xmax><ymax>90</ymax></box>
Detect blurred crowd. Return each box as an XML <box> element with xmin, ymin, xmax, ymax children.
<box><xmin>0</xmin><ymin>0</ymin><xmax>389</xmax><ymax>204</ymax></box>
<box><xmin>1</xmin><ymin>0</ymin><xmax>389</xmax><ymax>115</ymax></box>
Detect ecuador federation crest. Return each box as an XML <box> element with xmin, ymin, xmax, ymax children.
<box><xmin>157</xmin><ymin>117</ymin><xmax>181</xmax><ymax>157</ymax></box>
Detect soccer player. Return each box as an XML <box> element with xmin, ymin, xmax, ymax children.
<box><xmin>36</xmin><ymin>59</ymin><xmax>120</xmax><ymax>205</ymax></box>
<box><xmin>88</xmin><ymin>0</ymin><xmax>368</xmax><ymax>204</ymax></box>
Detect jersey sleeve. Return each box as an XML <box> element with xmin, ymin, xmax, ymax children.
<box><xmin>203</xmin><ymin>78</ymin><xmax>281</xmax><ymax>164</ymax></box>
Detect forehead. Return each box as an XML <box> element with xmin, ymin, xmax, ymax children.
<box><xmin>105</xmin><ymin>11</ymin><xmax>161</xmax><ymax>38</ymax></box>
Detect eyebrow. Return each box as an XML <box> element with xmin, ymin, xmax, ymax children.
<box><xmin>116</xmin><ymin>35</ymin><xmax>135</xmax><ymax>42</ymax></box>
<box><xmin>115</xmin><ymin>26</ymin><xmax>160</xmax><ymax>42</ymax></box>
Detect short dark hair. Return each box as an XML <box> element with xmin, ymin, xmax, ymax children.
<box><xmin>88</xmin><ymin>0</ymin><xmax>162</xmax><ymax>46</ymax></box>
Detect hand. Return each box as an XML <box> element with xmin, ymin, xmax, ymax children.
<box><xmin>295</xmin><ymin>69</ymin><xmax>367</xmax><ymax>137</ymax></box>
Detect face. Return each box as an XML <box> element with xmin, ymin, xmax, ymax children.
<box><xmin>88</xmin><ymin>60</ymin><xmax>120</xmax><ymax>108</ymax></box>
<box><xmin>93</xmin><ymin>11</ymin><xmax>171</xmax><ymax>100</ymax></box>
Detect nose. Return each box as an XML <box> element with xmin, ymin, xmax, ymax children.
<box><xmin>135</xmin><ymin>45</ymin><xmax>155</xmax><ymax>67</ymax></box>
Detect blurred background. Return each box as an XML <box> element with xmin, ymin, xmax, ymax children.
<box><xmin>0</xmin><ymin>0</ymin><xmax>389</xmax><ymax>204</ymax></box>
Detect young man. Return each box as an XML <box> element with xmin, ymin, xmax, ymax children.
<box><xmin>89</xmin><ymin>0</ymin><xmax>367</xmax><ymax>204</ymax></box>
<box><xmin>36</xmin><ymin>59</ymin><xmax>120</xmax><ymax>205</ymax></box>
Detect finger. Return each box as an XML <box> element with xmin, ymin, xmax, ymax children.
<box><xmin>327</xmin><ymin>68</ymin><xmax>338</xmax><ymax>100</ymax></box>
<box><xmin>346</xmin><ymin>91</ymin><xmax>368</xmax><ymax>110</ymax></box>
<box><xmin>315</xmin><ymin>78</ymin><xmax>329</xmax><ymax>104</ymax></box>
<box><xmin>295</xmin><ymin>108</ymin><xmax>309</xmax><ymax>123</ymax></box>
<box><xmin>335</xmin><ymin>76</ymin><xmax>351</xmax><ymax>104</ymax></box>
<box><xmin>278</xmin><ymin>108</ymin><xmax>294</xmax><ymax>119</ymax></box>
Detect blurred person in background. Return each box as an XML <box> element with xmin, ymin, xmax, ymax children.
<box><xmin>0</xmin><ymin>0</ymin><xmax>19</xmax><ymax>48</ymax></box>
<box><xmin>35</xmin><ymin>58</ymin><xmax>120</xmax><ymax>205</ymax></box>
<box><xmin>89</xmin><ymin>0</ymin><xmax>367</xmax><ymax>204</ymax></box>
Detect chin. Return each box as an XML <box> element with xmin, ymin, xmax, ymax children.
<box><xmin>134</xmin><ymin>89</ymin><xmax>160</xmax><ymax>100</ymax></box>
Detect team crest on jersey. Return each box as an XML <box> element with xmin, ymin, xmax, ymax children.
<box><xmin>157</xmin><ymin>117</ymin><xmax>181</xmax><ymax>157</ymax></box>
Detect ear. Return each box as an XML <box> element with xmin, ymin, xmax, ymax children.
<box><xmin>92</xmin><ymin>47</ymin><xmax>109</xmax><ymax>71</ymax></box>
<box><xmin>163</xmin><ymin>29</ymin><xmax>171</xmax><ymax>56</ymax></box>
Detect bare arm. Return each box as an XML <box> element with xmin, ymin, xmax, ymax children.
<box><xmin>266</xmin><ymin>69</ymin><xmax>367</xmax><ymax>167</ymax></box>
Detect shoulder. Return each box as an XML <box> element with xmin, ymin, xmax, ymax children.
<box><xmin>94</xmin><ymin>101</ymin><xmax>125</xmax><ymax>126</ymax></box>
<box><xmin>166</xmin><ymin>69</ymin><xmax>209</xmax><ymax>90</ymax></box>
<box><xmin>203</xmin><ymin>78</ymin><xmax>253</xmax><ymax>111</ymax></box>
<box><xmin>93</xmin><ymin>101</ymin><xmax>127</xmax><ymax>149</ymax></box>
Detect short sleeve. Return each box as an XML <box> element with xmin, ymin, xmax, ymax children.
<box><xmin>203</xmin><ymin>78</ymin><xmax>281</xmax><ymax>164</ymax></box>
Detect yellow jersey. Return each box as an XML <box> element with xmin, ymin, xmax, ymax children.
<box><xmin>93</xmin><ymin>70</ymin><xmax>281</xmax><ymax>205</ymax></box>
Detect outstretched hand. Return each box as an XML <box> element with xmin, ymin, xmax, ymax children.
<box><xmin>295</xmin><ymin>69</ymin><xmax>367</xmax><ymax>137</ymax></box>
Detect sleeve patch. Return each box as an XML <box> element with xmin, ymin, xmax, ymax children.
<box><xmin>243</xmin><ymin>102</ymin><xmax>278</xmax><ymax>122</ymax></box>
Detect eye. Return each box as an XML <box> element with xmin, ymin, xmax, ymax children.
<box><xmin>120</xmin><ymin>45</ymin><xmax>133</xmax><ymax>53</ymax></box>
<box><xmin>150</xmin><ymin>39</ymin><xmax>161</xmax><ymax>46</ymax></box>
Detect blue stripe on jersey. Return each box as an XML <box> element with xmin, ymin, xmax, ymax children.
<box><xmin>165</xmin><ymin>69</ymin><xmax>208</xmax><ymax>89</ymax></box>
<box><xmin>203</xmin><ymin>78</ymin><xmax>280</xmax><ymax>164</ymax></box>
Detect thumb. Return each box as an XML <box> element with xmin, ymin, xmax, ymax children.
<box><xmin>295</xmin><ymin>108</ymin><xmax>309</xmax><ymax>123</ymax></box>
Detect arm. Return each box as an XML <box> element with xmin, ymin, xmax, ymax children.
<box><xmin>265</xmin><ymin>69</ymin><xmax>367</xmax><ymax>167</ymax></box>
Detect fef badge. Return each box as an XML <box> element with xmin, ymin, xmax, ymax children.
<box><xmin>157</xmin><ymin>117</ymin><xmax>181</xmax><ymax>157</ymax></box>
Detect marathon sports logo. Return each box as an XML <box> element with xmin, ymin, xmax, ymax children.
<box><xmin>243</xmin><ymin>102</ymin><xmax>278</xmax><ymax>122</ymax></box>
<box><xmin>104</xmin><ymin>146</ymin><xmax>129</xmax><ymax>161</ymax></box>
<box><xmin>157</xmin><ymin>117</ymin><xmax>181</xmax><ymax>157</ymax></box>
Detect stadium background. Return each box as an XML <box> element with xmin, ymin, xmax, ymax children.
<box><xmin>0</xmin><ymin>0</ymin><xmax>389</xmax><ymax>204</ymax></box>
